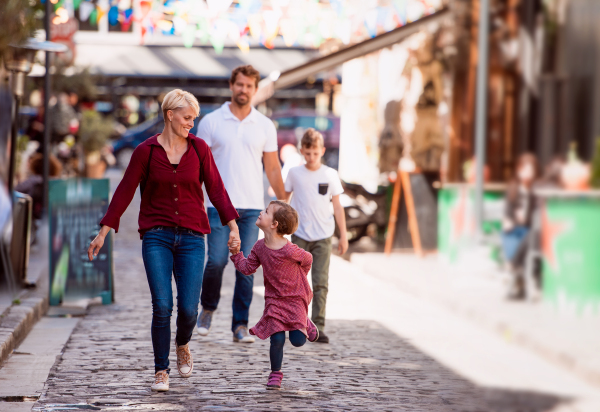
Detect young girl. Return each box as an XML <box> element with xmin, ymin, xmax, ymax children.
<box><xmin>229</xmin><ymin>200</ymin><xmax>319</xmax><ymax>389</ymax></box>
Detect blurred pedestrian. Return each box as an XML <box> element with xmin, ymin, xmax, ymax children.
<box><xmin>87</xmin><ymin>89</ymin><xmax>240</xmax><ymax>392</ymax></box>
<box><xmin>15</xmin><ymin>153</ymin><xmax>62</xmax><ymax>220</ymax></box>
<box><xmin>502</xmin><ymin>153</ymin><xmax>538</xmax><ymax>300</ymax></box>
<box><xmin>229</xmin><ymin>201</ymin><xmax>319</xmax><ymax>390</ymax></box>
<box><xmin>285</xmin><ymin>128</ymin><xmax>348</xmax><ymax>343</ymax></box>
<box><xmin>195</xmin><ymin>65</ymin><xmax>285</xmax><ymax>343</ymax></box>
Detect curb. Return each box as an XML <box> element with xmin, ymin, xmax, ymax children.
<box><xmin>0</xmin><ymin>270</ymin><xmax>48</xmax><ymax>367</ymax></box>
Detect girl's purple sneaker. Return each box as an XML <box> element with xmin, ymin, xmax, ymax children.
<box><xmin>267</xmin><ymin>371</ymin><xmax>283</xmax><ymax>390</ymax></box>
<box><xmin>306</xmin><ymin>318</ymin><xmax>319</xmax><ymax>342</ymax></box>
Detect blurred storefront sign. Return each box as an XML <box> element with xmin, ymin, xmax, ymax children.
<box><xmin>538</xmin><ymin>190</ymin><xmax>600</xmax><ymax>315</ymax></box>
<box><xmin>50</xmin><ymin>17</ymin><xmax>79</xmax><ymax>66</ymax></box>
<box><xmin>48</xmin><ymin>179</ymin><xmax>113</xmax><ymax>306</ymax></box>
<box><xmin>438</xmin><ymin>184</ymin><xmax>505</xmax><ymax>264</ymax></box>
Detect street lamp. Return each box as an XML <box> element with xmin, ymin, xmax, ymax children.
<box><xmin>3</xmin><ymin>39</ymin><xmax>66</xmax><ymax>199</ymax></box>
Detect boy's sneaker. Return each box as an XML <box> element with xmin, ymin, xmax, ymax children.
<box><xmin>316</xmin><ymin>329</ymin><xmax>329</xmax><ymax>344</ymax></box>
<box><xmin>176</xmin><ymin>343</ymin><xmax>193</xmax><ymax>378</ymax></box>
<box><xmin>307</xmin><ymin>318</ymin><xmax>319</xmax><ymax>342</ymax></box>
<box><xmin>151</xmin><ymin>370</ymin><xmax>169</xmax><ymax>392</ymax></box>
<box><xmin>266</xmin><ymin>371</ymin><xmax>283</xmax><ymax>390</ymax></box>
<box><xmin>196</xmin><ymin>309</ymin><xmax>213</xmax><ymax>336</ymax></box>
<box><xmin>233</xmin><ymin>325</ymin><xmax>255</xmax><ymax>343</ymax></box>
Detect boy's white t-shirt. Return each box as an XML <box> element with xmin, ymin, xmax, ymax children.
<box><xmin>285</xmin><ymin>164</ymin><xmax>344</xmax><ymax>242</ymax></box>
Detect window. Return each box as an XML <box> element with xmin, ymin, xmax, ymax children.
<box><xmin>297</xmin><ymin>116</ymin><xmax>332</xmax><ymax>131</ymax></box>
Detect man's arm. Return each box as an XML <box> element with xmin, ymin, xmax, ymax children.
<box><xmin>264</xmin><ymin>151</ymin><xmax>286</xmax><ymax>200</ymax></box>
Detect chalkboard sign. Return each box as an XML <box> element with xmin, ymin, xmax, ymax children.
<box><xmin>391</xmin><ymin>172</ymin><xmax>439</xmax><ymax>251</ymax></box>
<box><xmin>48</xmin><ymin>178</ymin><xmax>113</xmax><ymax>305</ymax></box>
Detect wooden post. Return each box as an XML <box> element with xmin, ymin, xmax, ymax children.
<box><xmin>401</xmin><ymin>171</ymin><xmax>423</xmax><ymax>257</ymax></box>
<box><xmin>384</xmin><ymin>171</ymin><xmax>402</xmax><ymax>255</ymax></box>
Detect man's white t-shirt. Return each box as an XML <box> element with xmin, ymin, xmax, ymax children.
<box><xmin>196</xmin><ymin>102</ymin><xmax>278</xmax><ymax>210</ymax></box>
<box><xmin>285</xmin><ymin>164</ymin><xmax>344</xmax><ymax>242</ymax></box>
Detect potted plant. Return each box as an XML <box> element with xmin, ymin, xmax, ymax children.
<box><xmin>79</xmin><ymin>110</ymin><xmax>113</xmax><ymax>178</ymax></box>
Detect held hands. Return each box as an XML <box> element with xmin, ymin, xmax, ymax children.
<box><xmin>228</xmin><ymin>231</ymin><xmax>241</xmax><ymax>255</ymax></box>
<box><xmin>227</xmin><ymin>219</ymin><xmax>241</xmax><ymax>255</ymax></box>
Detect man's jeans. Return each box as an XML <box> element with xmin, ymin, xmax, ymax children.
<box><xmin>142</xmin><ymin>226</ymin><xmax>205</xmax><ymax>373</ymax></box>
<box><xmin>201</xmin><ymin>208</ymin><xmax>261</xmax><ymax>332</ymax></box>
<box><xmin>291</xmin><ymin>235</ymin><xmax>332</xmax><ymax>331</ymax></box>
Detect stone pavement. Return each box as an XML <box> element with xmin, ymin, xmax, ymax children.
<box><xmin>24</xmin><ymin>171</ymin><xmax>598</xmax><ymax>411</ymax></box>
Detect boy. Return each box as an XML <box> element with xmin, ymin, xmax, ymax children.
<box><xmin>284</xmin><ymin>128</ymin><xmax>348</xmax><ymax>344</ymax></box>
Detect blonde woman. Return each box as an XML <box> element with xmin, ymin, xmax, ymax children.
<box><xmin>87</xmin><ymin>89</ymin><xmax>240</xmax><ymax>391</ymax></box>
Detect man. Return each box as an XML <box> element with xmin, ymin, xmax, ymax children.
<box><xmin>196</xmin><ymin>65</ymin><xmax>286</xmax><ymax>343</ymax></box>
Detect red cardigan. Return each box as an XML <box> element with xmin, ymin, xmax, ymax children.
<box><xmin>100</xmin><ymin>133</ymin><xmax>239</xmax><ymax>237</ymax></box>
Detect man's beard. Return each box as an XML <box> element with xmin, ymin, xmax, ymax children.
<box><xmin>233</xmin><ymin>93</ymin><xmax>250</xmax><ymax>106</ymax></box>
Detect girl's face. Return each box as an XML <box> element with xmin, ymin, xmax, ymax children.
<box><xmin>256</xmin><ymin>204</ymin><xmax>278</xmax><ymax>232</ymax></box>
<box><xmin>518</xmin><ymin>163</ymin><xmax>535</xmax><ymax>183</ymax></box>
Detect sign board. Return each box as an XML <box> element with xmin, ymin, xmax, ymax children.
<box><xmin>50</xmin><ymin>18</ymin><xmax>78</xmax><ymax>66</ymax></box>
<box><xmin>48</xmin><ymin>178</ymin><xmax>113</xmax><ymax>305</ymax></box>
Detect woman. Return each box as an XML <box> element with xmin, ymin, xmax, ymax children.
<box><xmin>502</xmin><ymin>153</ymin><xmax>538</xmax><ymax>300</ymax></box>
<box><xmin>87</xmin><ymin>89</ymin><xmax>240</xmax><ymax>392</ymax></box>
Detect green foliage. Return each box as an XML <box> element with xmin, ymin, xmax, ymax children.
<box><xmin>591</xmin><ymin>138</ymin><xmax>600</xmax><ymax>189</ymax></box>
<box><xmin>0</xmin><ymin>0</ymin><xmax>39</xmax><ymax>65</ymax></box>
<box><xmin>79</xmin><ymin>110</ymin><xmax>113</xmax><ymax>153</ymax></box>
<box><xmin>53</xmin><ymin>64</ymin><xmax>99</xmax><ymax>101</ymax></box>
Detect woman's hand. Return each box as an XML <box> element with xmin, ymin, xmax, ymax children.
<box><xmin>87</xmin><ymin>225</ymin><xmax>111</xmax><ymax>261</ymax></box>
<box><xmin>227</xmin><ymin>220</ymin><xmax>241</xmax><ymax>255</ymax></box>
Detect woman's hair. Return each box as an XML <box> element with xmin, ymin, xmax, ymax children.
<box><xmin>507</xmin><ymin>152</ymin><xmax>539</xmax><ymax>202</ymax></box>
<box><xmin>515</xmin><ymin>152</ymin><xmax>539</xmax><ymax>177</ymax></box>
<box><xmin>301</xmin><ymin>128</ymin><xmax>324</xmax><ymax>149</ymax></box>
<box><xmin>230</xmin><ymin>65</ymin><xmax>261</xmax><ymax>88</ymax></box>
<box><xmin>269</xmin><ymin>200</ymin><xmax>299</xmax><ymax>235</ymax></box>
<box><xmin>161</xmin><ymin>89</ymin><xmax>200</xmax><ymax>120</ymax></box>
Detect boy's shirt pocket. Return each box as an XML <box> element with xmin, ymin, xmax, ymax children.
<box><xmin>318</xmin><ymin>183</ymin><xmax>329</xmax><ymax>195</ymax></box>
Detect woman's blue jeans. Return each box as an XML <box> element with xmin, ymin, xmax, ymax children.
<box><xmin>142</xmin><ymin>226</ymin><xmax>205</xmax><ymax>373</ymax></box>
<box><xmin>502</xmin><ymin>226</ymin><xmax>529</xmax><ymax>262</ymax></box>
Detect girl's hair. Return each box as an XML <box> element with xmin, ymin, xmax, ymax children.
<box><xmin>269</xmin><ymin>200</ymin><xmax>299</xmax><ymax>235</ymax></box>
<box><xmin>162</xmin><ymin>89</ymin><xmax>200</xmax><ymax>120</ymax></box>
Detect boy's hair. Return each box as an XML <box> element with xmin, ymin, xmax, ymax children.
<box><xmin>230</xmin><ymin>65</ymin><xmax>261</xmax><ymax>88</ymax></box>
<box><xmin>269</xmin><ymin>200</ymin><xmax>299</xmax><ymax>235</ymax></box>
<box><xmin>301</xmin><ymin>128</ymin><xmax>324</xmax><ymax>149</ymax></box>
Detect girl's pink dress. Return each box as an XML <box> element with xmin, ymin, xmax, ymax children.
<box><xmin>230</xmin><ymin>239</ymin><xmax>313</xmax><ymax>340</ymax></box>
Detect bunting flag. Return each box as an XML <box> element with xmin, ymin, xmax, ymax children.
<box><xmin>63</xmin><ymin>0</ymin><xmax>444</xmax><ymax>52</ymax></box>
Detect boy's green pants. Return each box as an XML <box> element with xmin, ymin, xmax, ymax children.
<box><xmin>291</xmin><ymin>234</ymin><xmax>332</xmax><ymax>332</ymax></box>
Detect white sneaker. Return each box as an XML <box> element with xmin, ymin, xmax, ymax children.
<box><xmin>176</xmin><ymin>343</ymin><xmax>193</xmax><ymax>378</ymax></box>
<box><xmin>151</xmin><ymin>370</ymin><xmax>169</xmax><ymax>392</ymax></box>
<box><xmin>233</xmin><ymin>325</ymin><xmax>255</xmax><ymax>343</ymax></box>
<box><xmin>196</xmin><ymin>309</ymin><xmax>213</xmax><ymax>336</ymax></box>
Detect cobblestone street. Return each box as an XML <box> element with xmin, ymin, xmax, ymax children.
<box><xmin>23</xmin><ymin>180</ymin><xmax>594</xmax><ymax>411</ymax></box>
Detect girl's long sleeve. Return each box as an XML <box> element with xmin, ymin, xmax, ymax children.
<box><xmin>290</xmin><ymin>244</ymin><xmax>312</xmax><ymax>276</ymax></box>
<box><xmin>230</xmin><ymin>247</ymin><xmax>262</xmax><ymax>276</ymax></box>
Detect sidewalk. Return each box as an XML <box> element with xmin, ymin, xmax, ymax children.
<box><xmin>0</xmin><ymin>223</ymin><xmax>49</xmax><ymax>370</ymax></box>
<box><xmin>350</xmin><ymin>250</ymin><xmax>600</xmax><ymax>388</ymax></box>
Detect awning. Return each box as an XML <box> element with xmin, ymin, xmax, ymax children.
<box><xmin>74</xmin><ymin>45</ymin><xmax>316</xmax><ymax>78</ymax></box>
